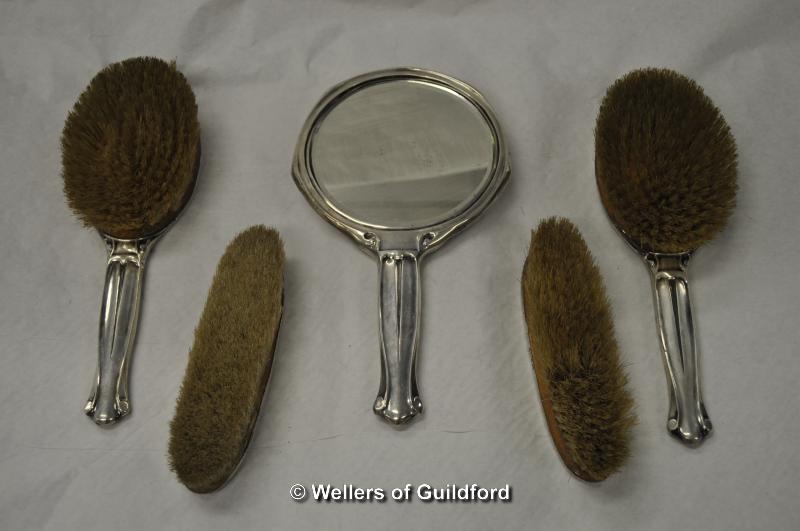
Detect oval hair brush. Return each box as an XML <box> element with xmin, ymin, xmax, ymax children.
<box><xmin>169</xmin><ymin>226</ymin><xmax>284</xmax><ymax>493</ymax></box>
<box><xmin>595</xmin><ymin>68</ymin><xmax>737</xmax><ymax>446</ymax></box>
<box><xmin>522</xmin><ymin>217</ymin><xmax>635</xmax><ymax>482</ymax></box>
<box><xmin>61</xmin><ymin>57</ymin><xmax>200</xmax><ymax>425</ymax></box>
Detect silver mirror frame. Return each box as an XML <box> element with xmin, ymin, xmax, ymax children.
<box><xmin>292</xmin><ymin>67</ymin><xmax>510</xmax><ymax>426</ymax></box>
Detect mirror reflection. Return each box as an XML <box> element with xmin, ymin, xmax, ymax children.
<box><xmin>310</xmin><ymin>79</ymin><xmax>496</xmax><ymax>228</ymax></box>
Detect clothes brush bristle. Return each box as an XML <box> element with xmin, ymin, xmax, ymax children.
<box><xmin>522</xmin><ymin>217</ymin><xmax>635</xmax><ymax>481</ymax></box>
<box><xmin>168</xmin><ymin>225</ymin><xmax>284</xmax><ymax>493</ymax></box>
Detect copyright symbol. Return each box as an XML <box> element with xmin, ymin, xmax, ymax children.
<box><xmin>290</xmin><ymin>483</ymin><xmax>307</xmax><ymax>501</ymax></box>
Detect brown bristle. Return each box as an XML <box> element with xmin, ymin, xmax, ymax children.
<box><xmin>595</xmin><ymin>68</ymin><xmax>738</xmax><ymax>253</ymax></box>
<box><xmin>61</xmin><ymin>57</ymin><xmax>200</xmax><ymax>239</ymax></box>
<box><xmin>168</xmin><ymin>226</ymin><xmax>284</xmax><ymax>493</ymax></box>
<box><xmin>522</xmin><ymin>218</ymin><xmax>635</xmax><ymax>482</ymax></box>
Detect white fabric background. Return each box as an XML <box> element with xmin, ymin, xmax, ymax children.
<box><xmin>1</xmin><ymin>1</ymin><xmax>799</xmax><ymax>529</ymax></box>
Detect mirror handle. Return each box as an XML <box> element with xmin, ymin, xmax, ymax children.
<box><xmin>373</xmin><ymin>250</ymin><xmax>423</xmax><ymax>425</ymax></box>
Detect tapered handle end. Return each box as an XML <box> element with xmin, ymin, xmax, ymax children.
<box><xmin>668</xmin><ymin>407</ymin><xmax>712</xmax><ymax>446</ymax></box>
<box><xmin>373</xmin><ymin>394</ymin><xmax>423</xmax><ymax>425</ymax></box>
<box><xmin>85</xmin><ymin>386</ymin><xmax>130</xmax><ymax>425</ymax></box>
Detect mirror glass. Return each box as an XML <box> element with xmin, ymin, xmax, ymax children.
<box><xmin>310</xmin><ymin>79</ymin><xmax>497</xmax><ymax>228</ymax></box>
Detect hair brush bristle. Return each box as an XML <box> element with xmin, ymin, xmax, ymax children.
<box><xmin>522</xmin><ymin>218</ymin><xmax>635</xmax><ymax>482</ymax></box>
<box><xmin>169</xmin><ymin>225</ymin><xmax>284</xmax><ymax>493</ymax></box>
<box><xmin>61</xmin><ymin>57</ymin><xmax>200</xmax><ymax>239</ymax></box>
<box><xmin>595</xmin><ymin>68</ymin><xmax>737</xmax><ymax>254</ymax></box>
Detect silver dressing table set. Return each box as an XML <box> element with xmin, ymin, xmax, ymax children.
<box><xmin>90</xmin><ymin>66</ymin><xmax>709</xmax><ymax>450</ymax></box>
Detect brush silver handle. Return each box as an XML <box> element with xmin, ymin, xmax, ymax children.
<box><xmin>648</xmin><ymin>253</ymin><xmax>712</xmax><ymax>446</ymax></box>
<box><xmin>374</xmin><ymin>251</ymin><xmax>423</xmax><ymax>425</ymax></box>
<box><xmin>84</xmin><ymin>235</ymin><xmax>156</xmax><ymax>425</ymax></box>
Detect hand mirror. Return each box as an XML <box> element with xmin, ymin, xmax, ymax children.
<box><xmin>292</xmin><ymin>68</ymin><xmax>510</xmax><ymax>425</ymax></box>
